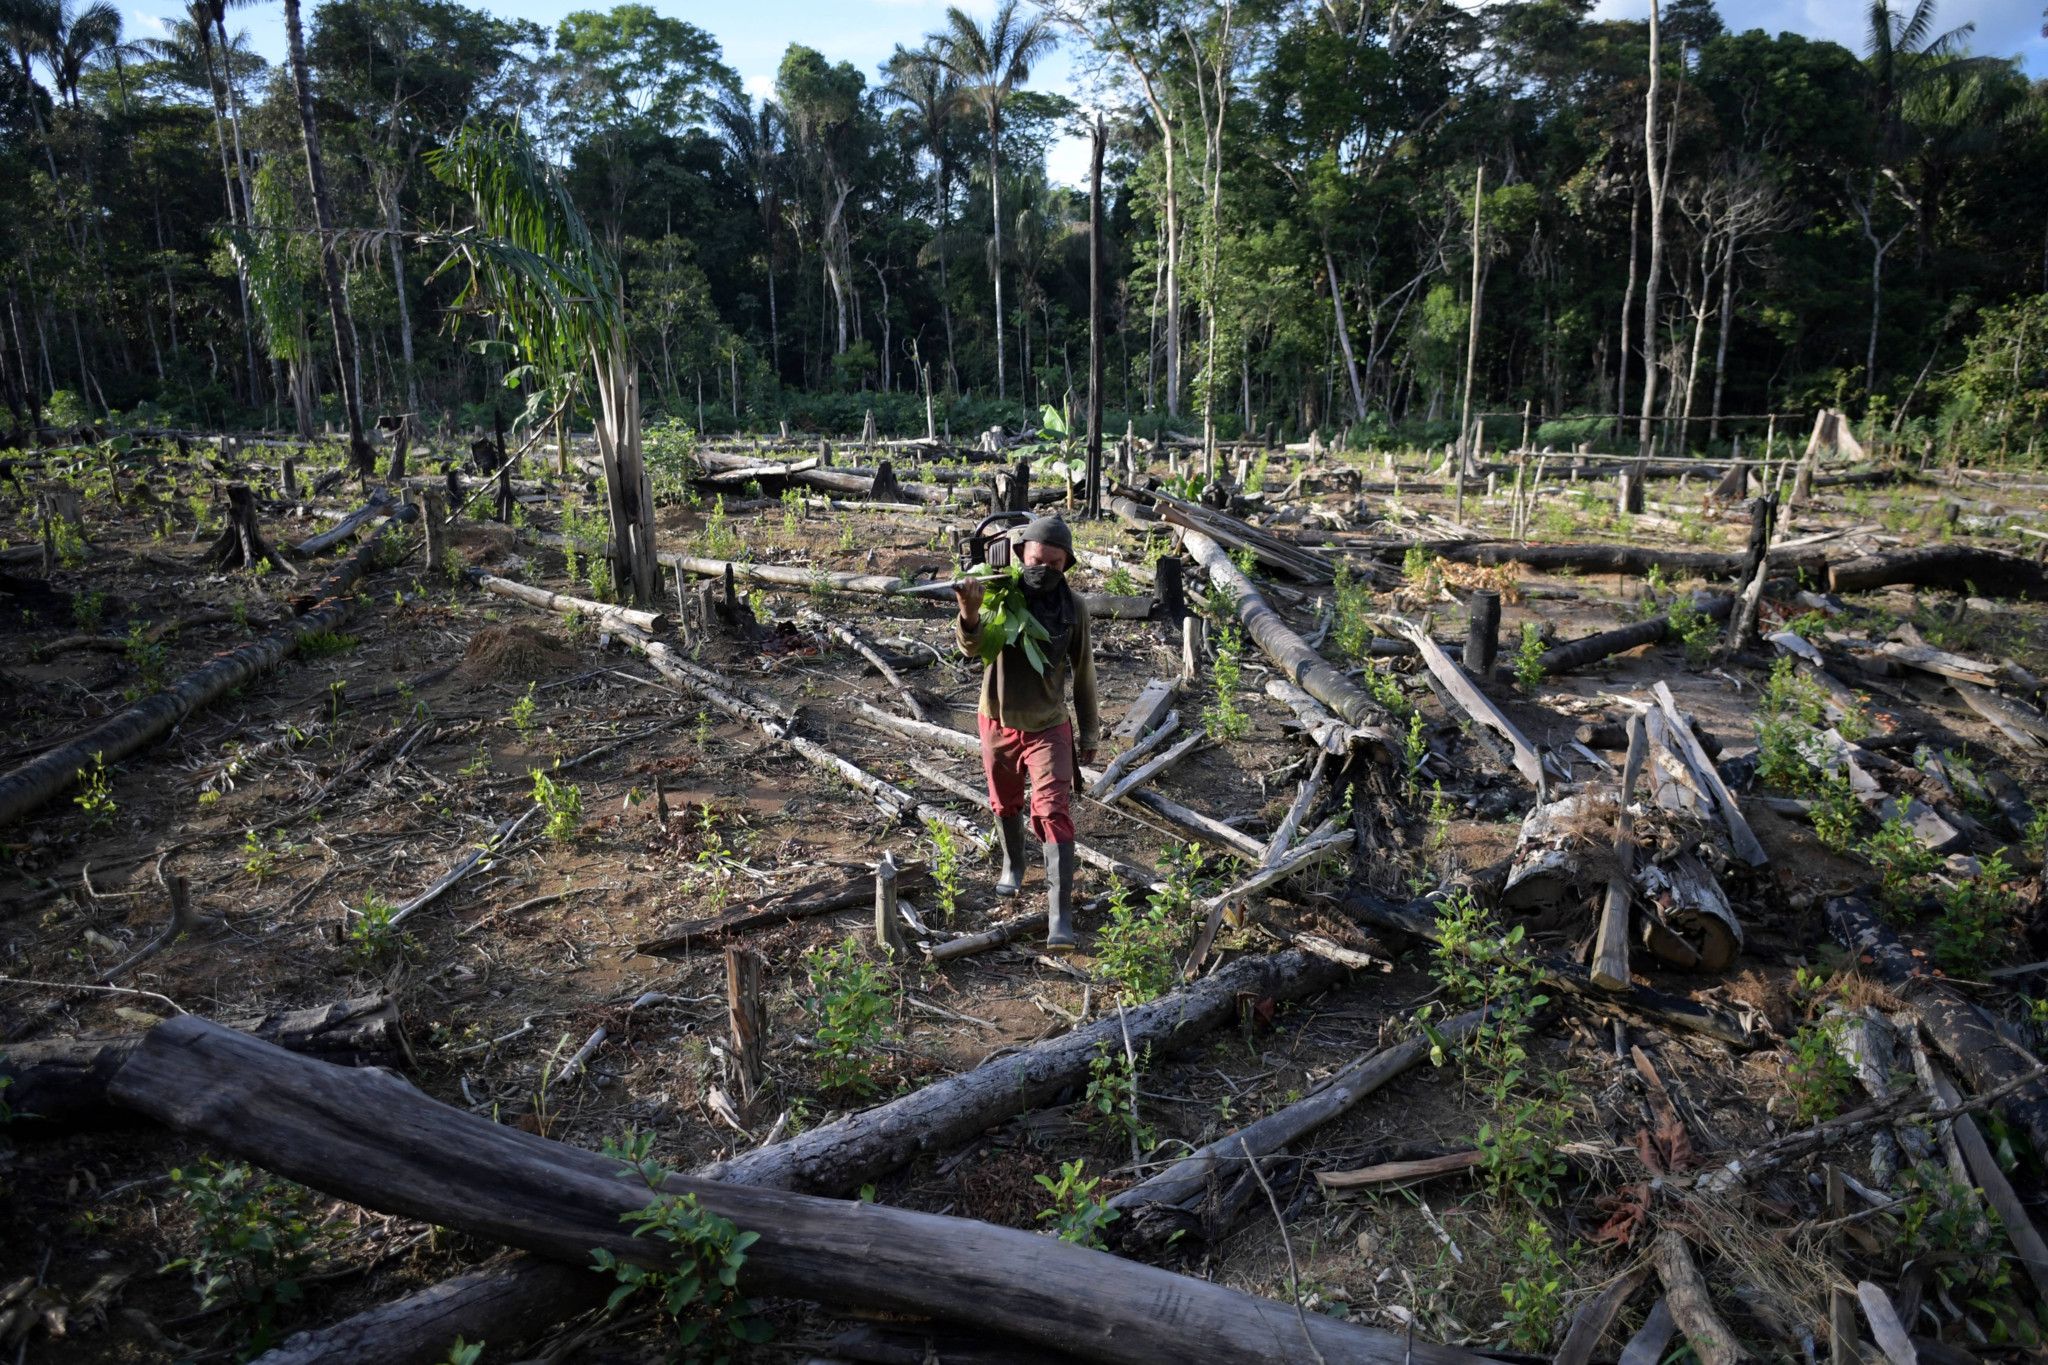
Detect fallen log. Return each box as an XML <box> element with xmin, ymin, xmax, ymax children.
<box><xmin>1364</xmin><ymin>540</ymin><xmax>1829</xmax><ymax>583</ymax></box>
<box><xmin>1537</xmin><ymin>594</ymin><xmax>1734</xmax><ymax>677</ymax></box>
<box><xmin>1178</xmin><ymin>526</ymin><xmax>1389</xmax><ymax>733</ymax></box>
<box><xmin>1111</xmin><ymin>1006</ymin><xmax>1486</xmax><ymax>1251</ymax></box>
<box><xmin>634</xmin><ymin>864</ymin><xmax>931</xmax><ymax>957</ymax></box>
<box><xmin>255</xmin><ymin>950</ymin><xmax>1361</xmax><ymax>1363</ymax></box>
<box><xmin>1653</xmin><ymin>683</ymin><xmax>1767</xmax><ymax>866</ymax></box>
<box><xmin>470</xmin><ymin>571</ymin><xmax>666</xmax><ymax>634</ymax></box>
<box><xmin>114</xmin><ymin>1017</ymin><xmax>1475</xmax><ymax>1365</ymax></box>
<box><xmin>1825</xmin><ymin>893</ymin><xmax>2048</xmax><ymax>1156</ymax></box>
<box><xmin>0</xmin><ymin>515</ymin><xmax>408</xmax><ymax>828</ymax></box>
<box><xmin>1</xmin><ymin>994</ymin><xmax>402</xmax><ymax>1128</ymax></box>
<box><xmin>293</xmin><ymin>490</ymin><xmax>398</xmax><ymax>557</ymax></box>
<box><xmin>1827</xmin><ymin>545</ymin><xmax>2048</xmax><ymax>598</ymax></box>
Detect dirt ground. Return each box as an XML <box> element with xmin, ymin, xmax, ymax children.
<box><xmin>4</xmin><ymin>438</ymin><xmax>2048</xmax><ymax>1362</ymax></box>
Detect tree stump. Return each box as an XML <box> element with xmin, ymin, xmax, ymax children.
<box><xmin>1464</xmin><ymin>590</ymin><xmax>1500</xmax><ymax>680</ymax></box>
<box><xmin>207</xmin><ymin>484</ymin><xmax>296</xmax><ymax>575</ymax></box>
<box><xmin>725</xmin><ymin>945</ymin><xmax>766</xmax><ymax>1113</ymax></box>
<box><xmin>870</xmin><ymin>460</ymin><xmax>902</xmax><ymax>504</ymax></box>
<box><xmin>421</xmin><ymin>488</ymin><xmax>449</xmax><ymax>576</ymax></box>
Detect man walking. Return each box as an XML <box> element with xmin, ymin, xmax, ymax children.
<box><xmin>953</xmin><ymin>515</ymin><xmax>1099</xmax><ymax>951</ymax></box>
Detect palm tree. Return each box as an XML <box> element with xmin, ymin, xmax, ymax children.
<box><xmin>1857</xmin><ymin>0</ymin><xmax>1977</xmax><ymax>390</ymax></box>
<box><xmin>430</xmin><ymin>122</ymin><xmax>659</xmax><ymax>605</ymax></box>
<box><xmin>882</xmin><ymin>44</ymin><xmax>962</xmax><ymax>392</ymax></box>
<box><xmin>934</xmin><ymin>0</ymin><xmax>1053</xmax><ymax>405</ymax></box>
<box><xmin>712</xmin><ymin>87</ymin><xmax>785</xmax><ymax>382</ymax></box>
<box><xmin>41</xmin><ymin>0</ymin><xmax>118</xmax><ymax>107</ymax></box>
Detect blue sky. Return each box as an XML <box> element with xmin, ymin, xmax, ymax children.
<box><xmin>125</xmin><ymin>0</ymin><xmax>2047</xmax><ymax>187</ymax></box>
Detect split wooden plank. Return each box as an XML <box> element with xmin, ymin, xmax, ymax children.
<box><xmin>1086</xmin><ymin>711</ymin><xmax>1181</xmax><ymax>798</ymax></box>
<box><xmin>1592</xmin><ymin>715</ymin><xmax>1648</xmax><ymax>991</ymax></box>
<box><xmin>1915</xmin><ymin>1049</ymin><xmax>2048</xmax><ymax>1301</ymax></box>
<box><xmin>1554</xmin><ymin>1264</ymin><xmax>1653</xmax><ymax>1365</ymax></box>
<box><xmin>1387</xmin><ymin>616</ymin><xmax>1544</xmax><ymax>790</ymax></box>
<box><xmin>1263</xmin><ymin>752</ymin><xmax>1328</xmax><ymax>867</ymax></box>
<box><xmin>1096</xmin><ymin>731</ymin><xmax>1204</xmax><ymax>808</ymax></box>
<box><xmin>1853</xmin><ymin>1283</ymin><xmax>1916</xmax><ymax>1365</ymax></box>
<box><xmin>1652</xmin><ymin>682</ymin><xmax>1767</xmax><ymax>866</ymax></box>
<box><xmin>1111</xmin><ymin>680</ymin><xmax>1176</xmax><ymax>740</ymax></box>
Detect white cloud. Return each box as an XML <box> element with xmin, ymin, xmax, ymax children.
<box><xmin>745</xmin><ymin>72</ymin><xmax>775</xmax><ymax>99</ymax></box>
<box><xmin>127</xmin><ymin>8</ymin><xmax>168</xmax><ymax>34</ymax></box>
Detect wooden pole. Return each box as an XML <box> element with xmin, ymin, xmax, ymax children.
<box><xmin>421</xmin><ymin>487</ymin><xmax>447</xmax><ymax>575</ymax></box>
<box><xmin>1591</xmin><ymin>714</ymin><xmax>1647</xmax><ymax>991</ymax></box>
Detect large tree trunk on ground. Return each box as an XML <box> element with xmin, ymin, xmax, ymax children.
<box><xmin>1825</xmin><ymin>894</ymin><xmax>2048</xmax><ymax>1155</ymax></box>
<box><xmin>112</xmin><ymin>1017</ymin><xmax>1477</xmax><ymax>1365</ymax></box>
<box><xmin>1372</xmin><ymin>541</ymin><xmax>1828</xmax><ymax>583</ymax></box>
<box><xmin>1180</xmin><ymin>527</ymin><xmax>1389</xmax><ymax>734</ymax></box>
<box><xmin>0</xmin><ymin>511</ymin><xmax>410</xmax><ymax>828</ymax></box>
<box><xmin>1537</xmin><ymin>594</ymin><xmax>1733</xmax><ymax>676</ymax></box>
<box><xmin>2</xmin><ymin>994</ymin><xmax>401</xmax><ymax>1128</ymax></box>
<box><xmin>1826</xmin><ymin>546</ymin><xmax>2048</xmax><ymax>598</ymax></box>
<box><xmin>248</xmin><ymin>949</ymin><xmax>1365</xmax><ymax>1365</ymax></box>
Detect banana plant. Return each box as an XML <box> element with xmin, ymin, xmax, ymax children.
<box><xmin>1020</xmin><ymin>403</ymin><xmax>1087</xmax><ymax>509</ymax></box>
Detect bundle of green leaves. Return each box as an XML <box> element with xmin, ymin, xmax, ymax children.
<box><xmin>965</xmin><ymin>562</ymin><xmax>1053</xmax><ymax>675</ymax></box>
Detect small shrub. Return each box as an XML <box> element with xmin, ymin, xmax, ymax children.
<box><xmin>591</xmin><ymin>1127</ymin><xmax>772</xmax><ymax>1355</ymax></box>
<box><xmin>1784</xmin><ymin>1017</ymin><xmax>1858</xmax><ymax>1123</ymax></box>
<box><xmin>508</xmin><ymin>682</ymin><xmax>539</xmax><ymax>736</ymax></box>
<box><xmin>1332</xmin><ymin>564</ymin><xmax>1375</xmax><ymax>664</ymax></box>
<box><xmin>1934</xmin><ymin>850</ymin><xmax>2016</xmax><ymax>975</ymax></box>
<box><xmin>73</xmin><ymin>751</ymin><xmax>115</xmax><ymax>825</ymax></box>
<box><xmin>1102</xmin><ymin>564</ymin><xmax>1137</xmax><ymax>596</ymax></box>
<box><xmin>1476</xmin><ymin>1097</ymin><xmax>1568</xmax><ymax>1206</ymax></box>
<box><xmin>71</xmin><ymin>589</ymin><xmax>106</xmax><ymax>631</ymax></box>
<box><xmin>1093</xmin><ymin>884</ymin><xmax>1185</xmax><ymax>1004</ymax></box>
<box><xmin>296</xmin><ymin>629</ymin><xmax>359</xmax><ymax>658</ymax></box>
<box><xmin>1857</xmin><ymin>814</ymin><xmax>1942</xmax><ymax>920</ymax></box>
<box><xmin>1034</xmin><ymin>1159</ymin><xmax>1119</xmax><ymax>1248</ymax></box>
<box><xmin>1665</xmin><ymin>595</ymin><xmax>1719</xmax><ymax>666</ymax></box>
<box><xmin>1083</xmin><ymin>1043</ymin><xmax>1155</xmax><ymax>1152</ymax></box>
<box><xmin>344</xmin><ymin>892</ymin><xmax>409</xmax><ymax>966</ymax></box>
<box><xmin>531</xmin><ymin>768</ymin><xmax>583</xmax><ymax>842</ymax></box>
<box><xmin>1499</xmin><ymin>1219</ymin><xmax>1571</xmax><ymax>1352</ymax></box>
<box><xmin>1511</xmin><ymin>623</ymin><xmax>1544</xmax><ymax>689</ymax></box>
<box><xmin>924</xmin><ymin>817</ymin><xmax>962</xmax><ymax>923</ymax></box>
<box><xmin>801</xmin><ymin>936</ymin><xmax>892</xmax><ymax>1095</ymax></box>
<box><xmin>168</xmin><ymin>1158</ymin><xmax>334</xmax><ymax>1352</ymax></box>
<box><xmin>1204</xmin><ymin>626</ymin><xmax>1249</xmax><ymax>740</ymax></box>
<box><xmin>1401</xmin><ymin>542</ymin><xmax>1438</xmax><ymax>591</ymax></box>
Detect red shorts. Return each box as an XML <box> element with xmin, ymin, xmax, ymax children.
<box><xmin>979</xmin><ymin>716</ymin><xmax>1076</xmax><ymax>844</ymax></box>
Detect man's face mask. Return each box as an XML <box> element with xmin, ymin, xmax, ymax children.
<box><xmin>1019</xmin><ymin>562</ymin><xmax>1064</xmax><ymax>593</ymax></box>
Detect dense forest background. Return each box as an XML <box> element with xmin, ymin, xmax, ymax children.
<box><xmin>2</xmin><ymin>0</ymin><xmax>2045</xmax><ymax>459</ymax></box>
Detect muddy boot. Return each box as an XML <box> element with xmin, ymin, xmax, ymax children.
<box><xmin>992</xmin><ymin>812</ymin><xmax>1028</xmax><ymax>898</ymax></box>
<box><xmin>1043</xmin><ymin>840</ymin><xmax>1077</xmax><ymax>952</ymax></box>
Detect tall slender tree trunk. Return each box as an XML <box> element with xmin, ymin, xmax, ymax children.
<box><xmin>1326</xmin><ymin>247</ymin><xmax>1367</xmax><ymax>423</ymax></box>
<box><xmin>380</xmin><ymin>183</ymin><xmax>420</xmax><ymax>417</ymax></box>
<box><xmin>1618</xmin><ymin>189</ymin><xmax>1639</xmax><ymax>440</ymax></box>
<box><xmin>1637</xmin><ymin>0</ymin><xmax>1667</xmax><ymax>459</ymax></box>
<box><xmin>1709</xmin><ymin>248</ymin><xmax>1736</xmax><ymax>442</ymax></box>
<box><xmin>283</xmin><ymin>0</ymin><xmax>372</xmax><ymax>477</ymax></box>
<box><xmin>987</xmin><ymin>112</ymin><xmax>1007</xmax><ymax>404</ymax></box>
<box><xmin>1456</xmin><ymin>164</ymin><xmax>1485</xmax><ymax>461</ymax></box>
<box><xmin>935</xmin><ymin>169</ymin><xmax>956</xmax><ymax>392</ymax></box>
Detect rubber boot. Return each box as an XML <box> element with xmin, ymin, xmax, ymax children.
<box><xmin>1044</xmin><ymin>840</ymin><xmax>1077</xmax><ymax>952</ymax></box>
<box><xmin>993</xmin><ymin>812</ymin><xmax>1028</xmax><ymax>898</ymax></box>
